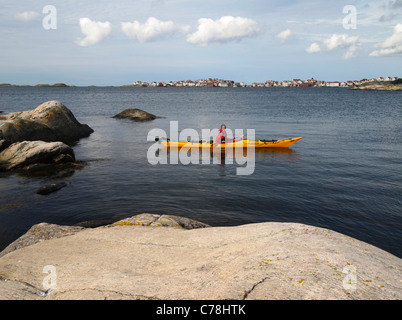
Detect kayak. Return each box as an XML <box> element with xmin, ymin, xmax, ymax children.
<box><xmin>161</xmin><ymin>137</ymin><xmax>302</xmax><ymax>149</ymax></box>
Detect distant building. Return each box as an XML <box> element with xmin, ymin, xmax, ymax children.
<box><xmin>326</xmin><ymin>82</ymin><xmax>341</xmax><ymax>87</ymax></box>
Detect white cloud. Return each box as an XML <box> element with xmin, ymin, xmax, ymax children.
<box><xmin>121</xmin><ymin>17</ymin><xmax>187</xmax><ymax>43</ymax></box>
<box><xmin>306</xmin><ymin>42</ymin><xmax>321</xmax><ymax>53</ymax></box>
<box><xmin>187</xmin><ymin>16</ymin><xmax>260</xmax><ymax>47</ymax></box>
<box><xmin>276</xmin><ymin>29</ymin><xmax>292</xmax><ymax>44</ymax></box>
<box><xmin>76</xmin><ymin>18</ymin><xmax>112</xmax><ymax>47</ymax></box>
<box><xmin>305</xmin><ymin>34</ymin><xmax>360</xmax><ymax>59</ymax></box>
<box><xmin>370</xmin><ymin>23</ymin><xmax>402</xmax><ymax>56</ymax></box>
<box><xmin>14</xmin><ymin>11</ymin><xmax>40</xmax><ymax>22</ymax></box>
<box><xmin>323</xmin><ymin>34</ymin><xmax>360</xmax><ymax>59</ymax></box>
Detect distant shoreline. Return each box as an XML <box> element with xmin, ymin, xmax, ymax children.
<box><xmin>1</xmin><ymin>79</ymin><xmax>401</xmax><ymax>90</ymax></box>
<box><xmin>350</xmin><ymin>80</ymin><xmax>402</xmax><ymax>91</ymax></box>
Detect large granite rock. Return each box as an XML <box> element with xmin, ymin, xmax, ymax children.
<box><xmin>0</xmin><ymin>101</ymin><xmax>93</xmax><ymax>143</ymax></box>
<box><xmin>0</xmin><ymin>141</ymin><xmax>75</xmax><ymax>171</ymax></box>
<box><xmin>113</xmin><ymin>108</ymin><xmax>156</xmax><ymax>121</ymax></box>
<box><xmin>0</xmin><ymin>214</ymin><xmax>400</xmax><ymax>300</ymax></box>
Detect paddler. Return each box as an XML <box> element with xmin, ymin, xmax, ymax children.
<box><xmin>216</xmin><ymin>124</ymin><xmax>227</xmax><ymax>143</ymax></box>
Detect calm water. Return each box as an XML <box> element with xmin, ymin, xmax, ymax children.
<box><xmin>0</xmin><ymin>87</ymin><xmax>401</xmax><ymax>257</ymax></box>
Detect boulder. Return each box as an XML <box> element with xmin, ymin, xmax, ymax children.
<box><xmin>0</xmin><ymin>101</ymin><xmax>93</xmax><ymax>144</ymax></box>
<box><xmin>0</xmin><ymin>141</ymin><xmax>75</xmax><ymax>171</ymax></box>
<box><xmin>113</xmin><ymin>108</ymin><xmax>156</xmax><ymax>121</ymax></box>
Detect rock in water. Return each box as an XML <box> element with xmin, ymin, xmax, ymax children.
<box><xmin>113</xmin><ymin>108</ymin><xmax>156</xmax><ymax>121</ymax></box>
<box><xmin>0</xmin><ymin>141</ymin><xmax>75</xmax><ymax>171</ymax></box>
<box><xmin>36</xmin><ymin>182</ymin><xmax>67</xmax><ymax>195</ymax></box>
<box><xmin>0</xmin><ymin>100</ymin><xmax>94</xmax><ymax>143</ymax></box>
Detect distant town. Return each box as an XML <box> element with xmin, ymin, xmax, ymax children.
<box><xmin>0</xmin><ymin>76</ymin><xmax>400</xmax><ymax>88</ymax></box>
<box><xmin>129</xmin><ymin>76</ymin><xmax>400</xmax><ymax>88</ymax></box>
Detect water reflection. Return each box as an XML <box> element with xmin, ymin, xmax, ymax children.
<box><xmin>155</xmin><ymin>146</ymin><xmax>300</xmax><ymax>177</ymax></box>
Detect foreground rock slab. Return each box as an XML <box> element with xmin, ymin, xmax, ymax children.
<box><xmin>0</xmin><ymin>215</ymin><xmax>400</xmax><ymax>300</ymax></box>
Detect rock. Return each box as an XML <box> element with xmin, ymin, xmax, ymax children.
<box><xmin>51</xmin><ymin>83</ymin><xmax>69</xmax><ymax>87</ymax></box>
<box><xmin>0</xmin><ymin>141</ymin><xmax>75</xmax><ymax>171</ymax></box>
<box><xmin>0</xmin><ymin>223</ymin><xmax>84</xmax><ymax>258</ymax></box>
<box><xmin>350</xmin><ymin>81</ymin><xmax>402</xmax><ymax>91</ymax></box>
<box><xmin>19</xmin><ymin>160</ymin><xmax>87</xmax><ymax>177</ymax></box>
<box><xmin>0</xmin><ymin>217</ymin><xmax>400</xmax><ymax>300</ymax></box>
<box><xmin>113</xmin><ymin>108</ymin><xmax>157</xmax><ymax>121</ymax></box>
<box><xmin>0</xmin><ymin>100</ymin><xmax>93</xmax><ymax>143</ymax></box>
<box><xmin>36</xmin><ymin>182</ymin><xmax>67</xmax><ymax>195</ymax></box>
<box><xmin>113</xmin><ymin>213</ymin><xmax>210</xmax><ymax>229</ymax></box>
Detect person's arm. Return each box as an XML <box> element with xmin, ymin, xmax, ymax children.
<box><xmin>215</xmin><ymin>131</ymin><xmax>223</xmax><ymax>142</ymax></box>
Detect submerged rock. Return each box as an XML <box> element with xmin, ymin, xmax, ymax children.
<box><xmin>113</xmin><ymin>108</ymin><xmax>157</xmax><ymax>121</ymax></box>
<box><xmin>0</xmin><ymin>141</ymin><xmax>75</xmax><ymax>171</ymax></box>
<box><xmin>36</xmin><ymin>182</ymin><xmax>67</xmax><ymax>195</ymax></box>
<box><xmin>0</xmin><ymin>100</ymin><xmax>93</xmax><ymax>144</ymax></box>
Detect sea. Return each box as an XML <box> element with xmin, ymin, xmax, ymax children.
<box><xmin>0</xmin><ymin>86</ymin><xmax>401</xmax><ymax>258</ymax></box>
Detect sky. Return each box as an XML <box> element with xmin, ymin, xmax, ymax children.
<box><xmin>0</xmin><ymin>0</ymin><xmax>401</xmax><ymax>85</ymax></box>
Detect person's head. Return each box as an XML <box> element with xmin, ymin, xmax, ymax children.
<box><xmin>220</xmin><ymin>124</ymin><xmax>226</xmax><ymax>131</ymax></box>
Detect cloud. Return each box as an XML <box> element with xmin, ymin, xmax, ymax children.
<box><xmin>379</xmin><ymin>13</ymin><xmax>397</xmax><ymax>22</ymax></box>
<box><xmin>306</xmin><ymin>42</ymin><xmax>321</xmax><ymax>53</ymax></box>
<box><xmin>305</xmin><ymin>34</ymin><xmax>360</xmax><ymax>59</ymax></box>
<box><xmin>378</xmin><ymin>0</ymin><xmax>402</xmax><ymax>22</ymax></box>
<box><xmin>186</xmin><ymin>16</ymin><xmax>260</xmax><ymax>47</ymax></box>
<box><xmin>121</xmin><ymin>17</ymin><xmax>187</xmax><ymax>43</ymax></box>
<box><xmin>14</xmin><ymin>11</ymin><xmax>40</xmax><ymax>22</ymax></box>
<box><xmin>323</xmin><ymin>34</ymin><xmax>360</xmax><ymax>59</ymax></box>
<box><xmin>76</xmin><ymin>18</ymin><xmax>112</xmax><ymax>47</ymax></box>
<box><xmin>389</xmin><ymin>0</ymin><xmax>402</xmax><ymax>9</ymax></box>
<box><xmin>276</xmin><ymin>29</ymin><xmax>292</xmax><ymax>44</ymax></box>
<box><xmin>370</xmin><ymin>23</ymin><xmax>402</xmax><ymax>56</ymax></box>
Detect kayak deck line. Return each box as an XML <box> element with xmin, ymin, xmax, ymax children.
<box><xmin>161</xmin><ymin>137</ymin><xmax>303</xmax><ymax>149</ymax></box>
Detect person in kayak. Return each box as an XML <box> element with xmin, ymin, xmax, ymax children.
<box><xmin>216</xmin><ymin>124</ymin><xmax>227</xmax><ymax>143</ymax></box>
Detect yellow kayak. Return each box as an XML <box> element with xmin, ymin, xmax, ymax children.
<box><xmin>161</xmin><ymin>137</ymin><xmax>302</xmax><ymax>149</ymax></box>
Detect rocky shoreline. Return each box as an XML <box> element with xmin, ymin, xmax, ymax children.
<box><xmin>0</xmin><ymin>213</ymin><xmax>401</xmax><ymax>300</ymax></box>
<box><xmin>0</xmin><ymin>101</ymin><xmax>401</xmax><ymax>300</ymax></box>
<box><xmin>0</xmin><ymin>101</ymin><xmax>93</xmax><ymax>194</ymax></box>
<box><xmin>350</xmin><ymin>81</ymin><xmax>402</xmax><ymax>91</ymax></box>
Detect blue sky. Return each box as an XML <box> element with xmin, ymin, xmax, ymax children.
<box><xmin>1</xmin><ymin>0</ymin><xmax>401</xmax><ymax>85</ymax></box>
